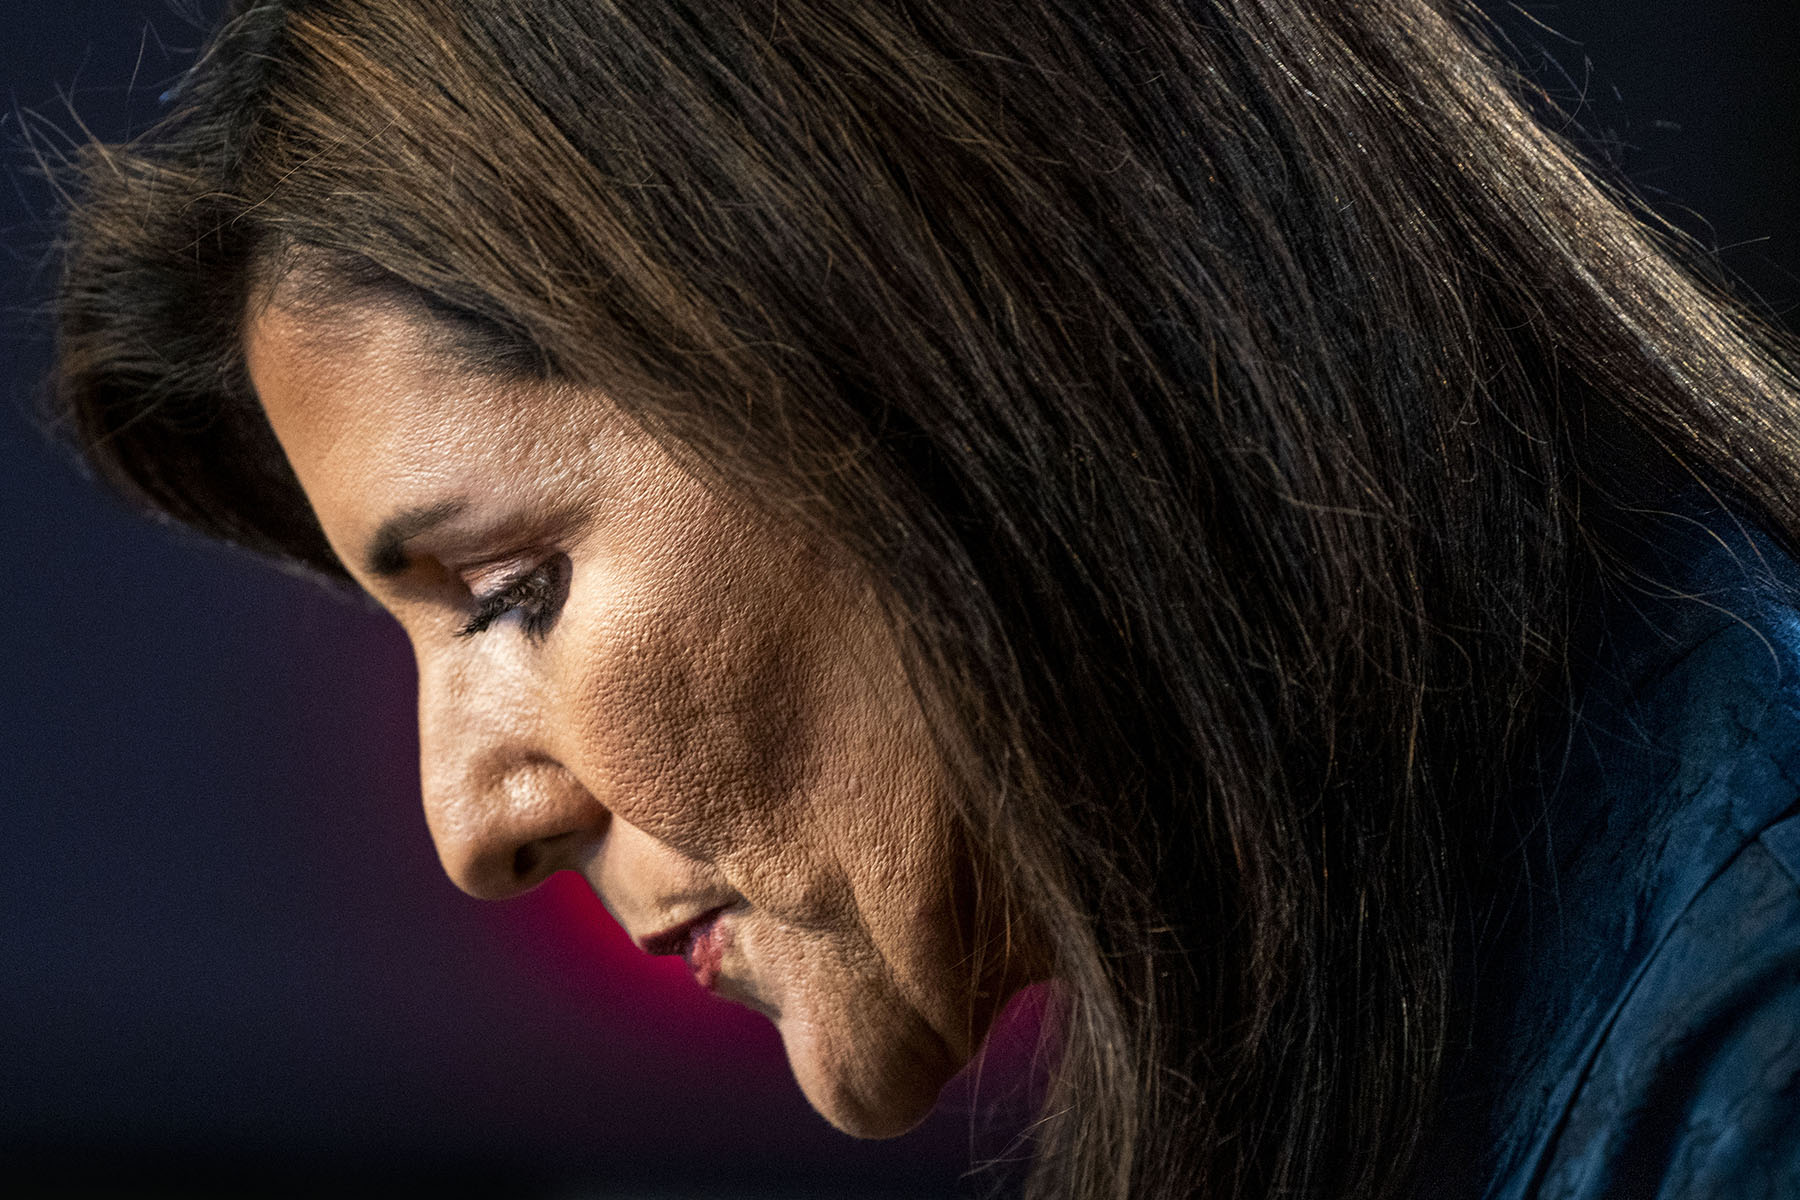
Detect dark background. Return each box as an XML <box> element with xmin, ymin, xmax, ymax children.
<box><xmin>3</xmin><ymin>2</ymin><xmax>1796</xmax><ymax>1197</ymax></box>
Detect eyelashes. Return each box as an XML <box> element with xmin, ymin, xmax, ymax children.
<box><xmin>456</xmin><ymin>553</ymin><xmax>572</xmax><ymax>643</ymax></box>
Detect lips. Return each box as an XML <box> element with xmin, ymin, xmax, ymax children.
<box><xmin>637</xmin><ymin>904</ymin><xmax>732</xmax><ymax>989</ymax></box>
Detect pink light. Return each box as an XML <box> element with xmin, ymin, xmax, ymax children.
<box><xmin>511</xmin><ymin>871</ymin><xmax>786</xmax><ymax>1076</ymax></box>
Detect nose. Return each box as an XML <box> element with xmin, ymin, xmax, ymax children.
<box><xmin>414</xmin><ymin>645</ymin><xmax>607</xmax><ymax>900</ymax></box>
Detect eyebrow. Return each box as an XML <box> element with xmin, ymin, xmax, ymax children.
<box><xmin>364</xmin><ymin>499</ymin><xmax>469</xmax><ymax>578</ymax></box>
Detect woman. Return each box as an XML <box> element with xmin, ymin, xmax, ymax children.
<box><xmin>50</xmin><ymin>0</ymin><xmax>1800</xmax><ymax>1196</ymax></box>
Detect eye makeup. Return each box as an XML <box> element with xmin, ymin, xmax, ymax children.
<box><xmin>456</xmin><ymin>552</ymin><xmax>572</xmax><ymax>642</ymax></box>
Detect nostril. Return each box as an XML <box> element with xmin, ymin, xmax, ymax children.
<box><xmin>512</xmin><ymin>841</ymin><xmax>543</xmax><ymax>884</ymax></box>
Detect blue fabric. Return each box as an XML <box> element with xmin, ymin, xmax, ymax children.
<box><xmin>1426</xmin><ymin>491</ymin><xmax>1800</xmax><ymax>1197</ymax></box>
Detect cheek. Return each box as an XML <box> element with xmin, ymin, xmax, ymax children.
<box><xmin>552</xmin><ymin>508</ymin><xmax>867</xmax><ymax>911</ymax></box>
<box><xmin>545</xmin><ymin>491</ymin><xmax>980</xmax><ymax>1067</ymax></box>
<box><xmin>566</xmin><ymin>588</ymin><xmax>822</xmax><ymax>866</ymax></box>
<box><xmin>552</xmin><ymin>518</ymin><xmax>967</xmax><ymax>937</ymax></box>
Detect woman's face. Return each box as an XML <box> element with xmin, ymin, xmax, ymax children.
<box><xmin>244</xmin><ymin>295</ymin><xmax>1004</xmax><ymax>1137</ymax></box>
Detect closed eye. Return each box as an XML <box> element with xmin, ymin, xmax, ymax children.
<box><xmin>456</xmin><ymin>553</ymin><xmax>572</xmax><ymax>643</ymax></box>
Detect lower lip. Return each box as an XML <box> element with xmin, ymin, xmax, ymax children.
<box><xmin>683</xmin><ymin>911</ymin><xmax>731</xmax><ymax>991</ymax></box>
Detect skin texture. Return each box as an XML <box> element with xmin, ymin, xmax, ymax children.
<box><xmin>243</xmin><ymin>295</ymin><xmax>997</xmax><ymax>1137</ymax></box>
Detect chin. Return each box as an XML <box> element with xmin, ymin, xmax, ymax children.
<box><xmin>776</xmin><ymin>1006</ymin><xmax>965</xmax><ymax>1139</ymax></box>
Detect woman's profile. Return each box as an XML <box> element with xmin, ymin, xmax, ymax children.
<box><xmin>47</xmin><ymin>1</ymin><xmax>1800</xmax><ymax>1197</ymax></box>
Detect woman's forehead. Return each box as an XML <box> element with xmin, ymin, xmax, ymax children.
<box><xmin>245</xmin><ymin>298</ymin><xmax>654</xmax><ymax>551</ymax></box>
<box><xmin>251</xmin><ymin>308</ymin><xmax>539</xmax><ymax>508</ymax></box>
<box><xmin>244</xmin><ymin>299</ymin><xmax>449</xmax><ymax>451</ymax></box>
<box><xmin>245</xmin><ymin>298</ymin><xmax>583</xmax><ymax>440</ymax></box>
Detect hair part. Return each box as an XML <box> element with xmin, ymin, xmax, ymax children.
<box><xmin>49</xmin><ymin>2</ymin><xmax>1800</xmax><ymax>1197</ymax></box>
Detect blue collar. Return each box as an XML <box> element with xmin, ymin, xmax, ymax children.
<box><xmin>1421</xmin><ymin>482</ymin><xmax>1800</xmax><ymax>1197</ymax></box>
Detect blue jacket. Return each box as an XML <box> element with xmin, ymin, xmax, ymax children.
<box><xmin>1422</xmin><ymin>486</ymin><xmax>1800</xmax><ymax>1197</ymax></box>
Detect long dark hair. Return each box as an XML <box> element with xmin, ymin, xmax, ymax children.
<box><xmin>49</xmin><ymin>1</ymin><xmax>1800</xmax><ymax>1196</ymax></box>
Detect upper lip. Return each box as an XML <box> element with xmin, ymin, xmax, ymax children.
<box><xmin>635</xmin><ymin>903</ymin><xmax>731</xmax><ymax>959</ymax></box>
